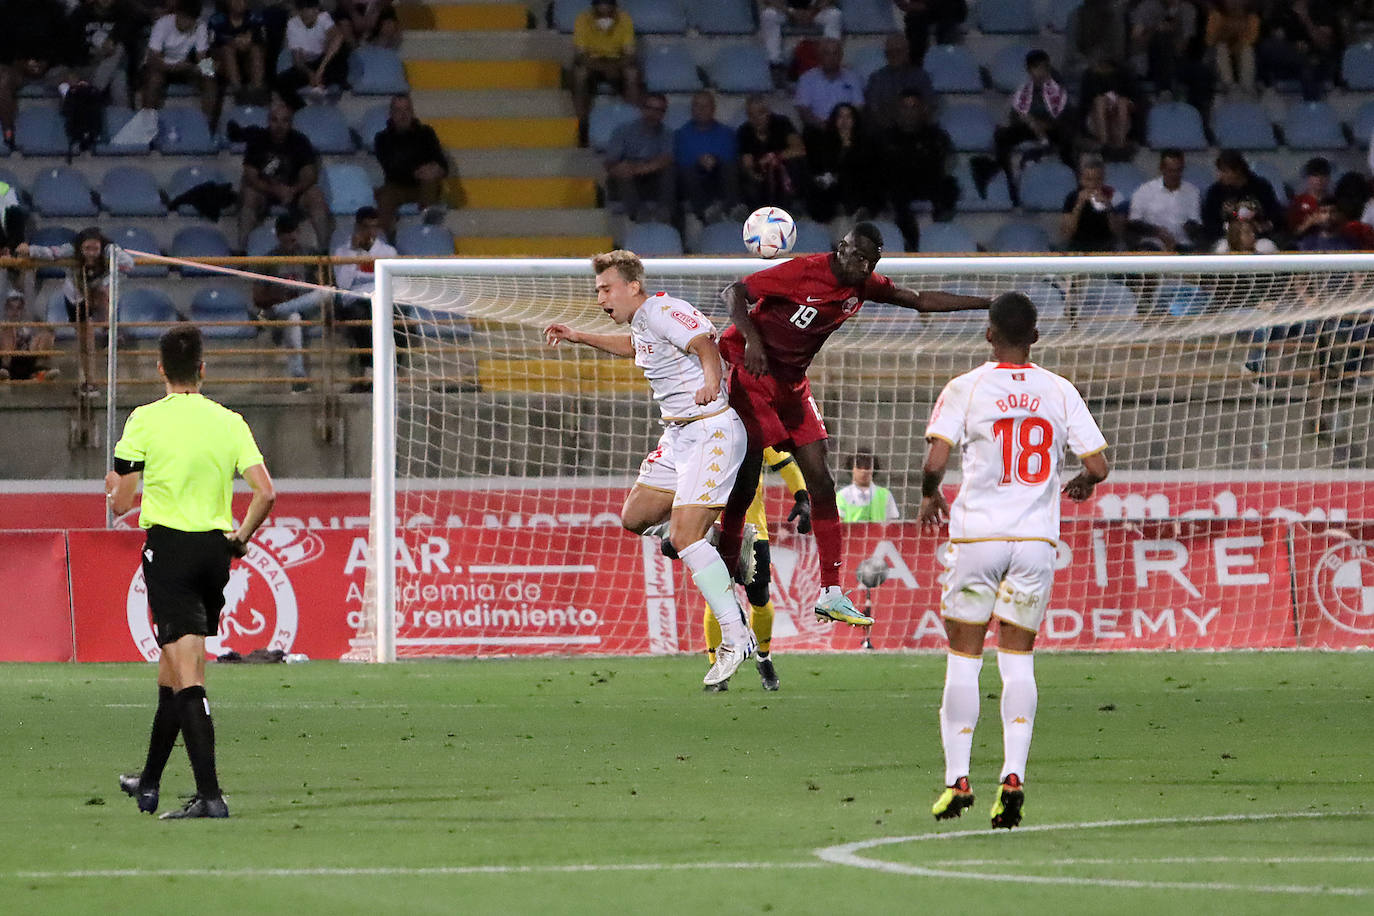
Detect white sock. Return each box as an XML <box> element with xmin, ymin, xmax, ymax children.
<box><xmin>997</xmin><ymin>650</ymin><xmax>1037</xmax><ymax>782</ymax></box>
<box><xmin>819</xmin><ymin>585</ymin><xmax>843</xmax><ymax>601</ymax></box>
<box><xmin>940</xmin><ymin>652</ymin><xmax>983</xmax><ymax>786</ymax></box>
<box><xmin>640</xmin><ymin>521</ymin><xmax>670</xmax><ymax>539</ymax></box>
<box><xmin>679</xmin><ymin>539</ymin><xmax>749</xmax><ymax>646</ymax></box>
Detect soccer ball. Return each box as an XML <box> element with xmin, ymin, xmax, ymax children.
<box><xmin>742</xmin><ymin>206</ymin><xmax>797</xmax><ymax>258</ymax></box>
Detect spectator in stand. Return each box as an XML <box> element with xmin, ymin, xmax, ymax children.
<box><xmin>1201</xmin><ymin>149</ymin><xmax>1281</xmax><ymax>245</ymax></box>
<box><xmin>760</xmin><ymin>1</ymin><xmax>842</xmax><ymax>83</ymax></box>
<box><xmin>737</xmin><ymin>93</ymin><xmax>807</xmax><ymax>211</ymax></box>
<box><xmin>0</xmin><ymin>290</ymin><xmax>58</xmax><ymax>383</ymax></box>
<box><xmin>673</xmin><ymin>91</ymin><xmax>739</xmax><ymax>227</ymax></box>
<box><xmin>804</xmin><ymin>102</ymin><xmax>877</xmax><ymax>227</ymax></box>
<box><xmin>338</xmin><ymin>0</ymin><xmax>400</xmax><ymax>50</ymax></box>
<box><xmin>1128</xmin><ymin>148</ymin><xmax>1202</xmax><ymax>251</ymax></box>
<box><xmin>603</xmin><ymin>93</ymin><xmax>675</xmax><ymax>223</ymax></box>
<box><xmin>893</xmin><ymin>0</ymin><xmax>967</xmax><ymax>66</ymax></box>
<box><xmin>274</xmin><ymin>0</ymin><xmax>350</xmax><ymax>110</ymax></box>
<box><xmin>373</xmin><ymin>93</ymin><xmax>449</xmax><ymax>236</ymax></box>
<box><xmin>794</xmin><ymin>37</ymin><xmax>863</xmax><ymax>137</ymax></box>
<box><xmin>863</xmin><ymin>33</ymin><xmax>934</xmax><ymax>136</ymax></box>
<box><xmin>333</xmin><ymin>206</ymin><xmax>398</xmax><ymax>392</ymax></box>
<box><xmin>1206</xmin><ymin>0</ymin><xmax>1259</xmax><ymax>95</ymax></box>
<box><xmin>1288</xmin><ymin>157</ymin><xmax>1332</xmax><ymax>241</ymax></box>
<box><xmin>1063</xmin><ymin>0</ymin><xmax>1127</xmax><ymax>86</ymax></box>
<box><xmin>994</xmin><ymin>50</ymin><xmax>1074</xmax><ymax>198</ymax></box>
<box><xmin>69</xmin><ymin>0</ymin><xmax>144</xmax><ymax>109</ymax></box>
<box><xmin>1062</xmin><ymin>153</ymin><xmax>1126</xmax><ymax>252</ymax></box>
<box><xmin>1258</xmin><ymin>0</ymin><xmax>1341</xmax><ymax>101</ymax></box>
<box><xmin>571</xmin><ymin>0</ymin><xmax>639</xmax><ymax>147</ymax></box>
<box><xmin>209</xmin><ymin>0</ymin><xmax>269</xmax><ymax>105</ymax></box>
<box><xmin>250</xmin><ymin>213</ymin><xmax>317</xmax><ymax>391</ymax></box>
<box><xmin>1298</xmin><ymin>197</ymin><xmax>1354</xmax><ymax>251</ymax></box>
<box><xmin>238</xmin><ymin>99</ymin><xmax>331</xmax><ymax>251</ymax></box>
<box><xmin>1079</xmin><ymin>51</ymin><xmax>1141</xmax><ymax>161</ymax></box>
<box><xmin>1337</xmin><ymin>171</ymin><xmax>1374</xmax><ymax>248</ymax></box>
<box><xmin>878</xmin><ymin>92</ymin><xmax>957</xmax><ymax>252</ymax></box>
<box><xmin>142</xmin><ymin>0</ymin><xmax>217</xmax><ymax>124</ymax></box>
<box><xmin>0</xmin><ymin>0</ymin><xmax>78</xmax><ymax>148</ymax></box>
<box><xmin>1212</xmin><ymin>204</ymin><xmax>1277</xmax><ymax>252</ymax></box>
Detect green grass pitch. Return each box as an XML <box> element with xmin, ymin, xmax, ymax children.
<box><xmin>2</xmin><ymin>652</ymin><xmax>1370</xmax><ymax>915</ymax></box>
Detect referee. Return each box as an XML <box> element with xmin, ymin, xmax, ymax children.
<box><xmin>108</xmin><ymin>325</ymin><xmax>275</xmax><ymax>819</ymax></box>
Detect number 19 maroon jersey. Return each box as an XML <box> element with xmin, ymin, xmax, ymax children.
<box><xmin>718</xmin><ymin>253</ymin><xmax>896</xmax><ymax>384</ymax></box>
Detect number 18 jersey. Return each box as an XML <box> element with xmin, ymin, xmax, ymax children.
<box><xmin>925</xmin><ymin>362</ymin><xmax>1107</xmax><ymax>543</ymax></box>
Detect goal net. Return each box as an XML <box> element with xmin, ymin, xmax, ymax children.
<box><xmin>352</xmin><ymin>254</ymin><xmax>1374</xmax><ymax>661</ymax></box>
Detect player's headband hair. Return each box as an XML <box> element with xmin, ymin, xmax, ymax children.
<box><xmin>591</xmin><ymin>249</ymin><xmax>644</xmax><ymax>287</ymax></box>
<box><xmin>850</xmin><ymin>221</ymin><xmax>883</xmax><ymax>253</ymax></box>
<box><xmin>989</xmin><ymin>292</ymin><xmax>1037</xmax><ymax>347</ymax></box>
<box><xmin>160</xmin><ymin>323</ymin><xmax>204</xmax><ymax>383</ymax></box>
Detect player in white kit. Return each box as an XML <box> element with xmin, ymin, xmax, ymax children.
<box><xmin>918</xmin><ymin>291</ymin><xmax>1110</xmax><ymax>829</ymax></box>
<box><xmin>545</xmin><ymin>250</ymin><xmax>756</xmax><ymax>686</ymax></box>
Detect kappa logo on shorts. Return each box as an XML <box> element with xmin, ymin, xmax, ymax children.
<box><xmin>711</xmin><ymin>430</ymin><xmax>726</xmax><ymax>440</ymax></box>
<box><xmin>710</xmin><ymin>446</ymin><xmax>724</xmax><ymax>456</ymax></box>
<box><xmin>1312</xmin><ymin>541</ymin><xmax>1374</xmax><ymax>635</ymax></box>
<box><xmin>704</xmin><ymin>479</ymin><xmax>717</xmax><ymax>488</ymax></box>
<box><xmin>708</xmin><ymin>463</ymin><xmax>721</xmax><ymax>472</ymax></box>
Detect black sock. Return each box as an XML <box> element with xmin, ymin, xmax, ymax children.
<box><xmin>139</xmin><ymin>685</ymin><xmax>179</xmax><ymax>788</ymax></box>
<box><xmin>175</xmin><ymin>686</ymin><xmax>221</xmax><ymax>799</ymax></box>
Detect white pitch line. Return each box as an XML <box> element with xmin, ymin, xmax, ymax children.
<box><xmin>10</xmin><ymin>861</ymin><xmax>827</xmax><ymax>880</ymax></box>
<box><xmin>932</xmin><ymin>856</ymin><xmax>1374</xmax><ymax>867</ymax></box>
<box><xmin>814</xmin><ymin>811</ymin><xmax>1372</xmax><ymax>897</ymax></box>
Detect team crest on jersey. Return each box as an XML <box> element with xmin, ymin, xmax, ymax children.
<box><xmin>1012</xmin><ymin>372</ymin><xmax>1026</xmax><ymax>382</ymax></box>
<box><xmin>1311</xmin><ymin>541</ymin><xmax>1374</xmax><ymax>635</ymax></box>
<box><xmin>670</xmin><ymin>309</ymin><xmax>701</xmax><ymax>331</ymax></box>
<box><xmin>843</xmin><ymin>297</ymin><xmax>860</xmax><ymax>314</ymax></box>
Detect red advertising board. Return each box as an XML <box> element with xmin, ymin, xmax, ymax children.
<box><xmin>1289</xmin><ymin>523</ymin><xmax>1374</xmax><ymax>648</ymax></box>
<box><xmin>0</xmin><ymin>531</ymin><xmax>73</xmax><ymax>661</ymax></box>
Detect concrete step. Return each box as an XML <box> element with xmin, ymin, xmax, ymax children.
<box><xmin>454</xmin><ymin>176</ymin><xmax>597</xmax><ymax>209</ymax></box>
<box><xmin>455</xmin><ymin>235</ymin><xmax>613</xmax><ymax>256</ymax></box>
<box><xmin>397</xmin><ymin>2</ymin><xmax>530</xmax><ymax>30</ymax></box>
<box><xmin>412</xmin><ymin>88</ymin><xmax>571</xmax><ymax>119</ymax></box>
<box><xmin>400</xmin><ymin>29</ymin><xmax>570</xmax><ymax>61</ymax></box>
<box><xmin>451</xmin><ymin>206</ymin><xmax>609</xmax><ymax>236</ymax></box>
<box><xmin>432</xmin><ymin>116</ymin><xmax>577</xmax><ymax>149</ymax></box>
<box><xmin>405</xmin><ymin>59</ymin><xmax>562</xmax><ymax>90</ymax></box>
<box><xmin>450</xmin><ymin>147</ymin><xmax>601</xmax><ymax>179</ymax></box>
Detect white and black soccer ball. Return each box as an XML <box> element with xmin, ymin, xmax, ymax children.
<box><xmin>742</xmin><ymin>206</ymin><xmax>797</xmax><ymax>258</ymax></box>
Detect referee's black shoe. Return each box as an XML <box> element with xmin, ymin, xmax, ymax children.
<box><xmin>119</xmin><ymin>773</ymin><xmax>159</xmax><ymax>814</ymax></box>
<box><xmin>756</xmin><ymin>656</ymin><xmax>780</xmax><ymax>691</ymax></box>
<box><xmin>159</xmin><ymin>794</ymin><xmax>230</xmax><ymax>819</ymax></box>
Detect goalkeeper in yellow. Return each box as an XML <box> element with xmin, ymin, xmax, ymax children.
<box><xmin>703</xmin><ymin>446</ymin><xmax>810</xmax><ymax>692</ymax></box>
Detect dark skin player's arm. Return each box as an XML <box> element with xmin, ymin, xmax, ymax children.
<box><xmin>721</xmin><ymin>280</ymin><xmax>769</xmax><ymax>376</ymax></box>
<box><xmin>883</xmin><ymin>288</ymin><xmax>991</xmax><ymax>312</ymax></box>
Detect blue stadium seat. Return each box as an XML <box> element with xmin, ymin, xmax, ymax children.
<box><xmin>642</xmin><ymin>43</ymin><xmax>702</xmax><ymax>93</ymax></box>
<box><xmin>988</xmin><ymin>44</ymin><xmax>1034</xmax><ymax>94</ymax></box>
<box><xmin>1182</xmin><ymin>160</ymin><xmax>1212</xmax><ymax>193</ymax></box>
<box><xmin>218</xmin><ymin>103</ymin><xmax>268</xmax><ymax>151</ymax></box>
<box><xmin>156</xmin><ymin>107</ymin><xmax>216</xmax><ymax>155</ymax></box>
<box><xmin>867</xmin><ymin>218</ymin><xmax>906</xmax><ymax>252</ymax></box>
<box><xmin>1147</xmin><ymin>101</ymin><xmax>1207</xmax><ymax>150</ymax></box>
<box><xmin>791</xmin><ymin>218</ymin><xmax>833</xmax><ymax>254</ymax></box>
<box><xmin>1247</xmin><ymin>160</ymin><xmax>1287</xmax><ymax>201</ymax></box>
<box><xmin>244</xmin><ymin>223</ymin><xmax>278</xmax><ymax>257</ymax></box>
<box><xmin>1044</xmin><ymin>0</ymin><xmax>1084</xmax><ymax>32</ymax></box>
<box><xmin>707</xmin><ymin>44</ymin><xmax>772</xmax><ymax>93</ymax></box>
<box><xmin>1073</xmin><ymin>280</ymin><xmax>1138</xmax><ymax>322</ymax></box>
<box><xmin>29</xmin><ymin>225</ymin><xmax>75</xmax><ymax>279</ymax></box>
<box><xmin>922</xmin><ymin>45</ymin><xmax>982</xmax><ymax>93</ymax></box>
<box><xmin>1282</xmin><ymin>102</ymin><xmax>1347</xmax><ymax>150</ymax></box>
<box><xmin>396</xmin><ymin>224</ymin><xmax>456</xmax><ymax>256</ymax></box>
<box><xmin>0</xmin><ymin>167</ymin><xmax>24</xmax><ymax>202</ymax></box>
<box><xmin>322</xmin><ymin>163</ymin><xmax>376</xmax><ymax>216</ymax></box>
<box><xmin>688</xmin><ymin>0</ymin><xmax>754</xmax><ymax>34</ymax></box>
<box><xmin>95</xmin><ymin>106</ymin><xmax>146</xmax><ymax>155</ymax></box>
<box><xmin>293</xmin><ymin>105</ymin><xmax>355</xmax><ymax>154</ymax></box>
<box><xmin>1104</xmin><ymin>161</ymin><xmax>1148</xmax><ymax>199</ymax></box>
<box><xmin>191</xmin><ymin>285</ymin><xmax>255</xmax><ymax>339</ymax></box>
<box><xmin>841</xmin><ymin>0</ymin><xmax>897</xmax><ymax>34</ymax></box>
<box><xmin>1156</xmin><ymin>282</ymin><xmax>1211</xmax><ymax>318</ymax></box>
<box><xmin>956</xmin><ymin>159</ymin><xmax>1013</xmax><ymax>212</ymax></box>
<box><xmin>118</xmin><ymin>287</ymin><xmax>180</xmax><ymax>340</ymax></box>
<box><xmin>32</xmin><ymin>168</ymin><xmax>97</xmax><ymax>217</ymax></box>
<box><xmin>551</xmin><ymin>0</ymin><xmax>583</xmax><ymax>32</ymax></box>
<box><xmin>1018</xmin><ymin>160</ymin><xmax>1076</xmax><ymax>212</ymax></box>
<box><xmin>695</xmin><ymin>220</ymin><xmax>746</xmax><ymax>255</ymax></box>
<box><xmin>44</xmin><ymin>290</ymin><xmax>73</xmax><ymax>340</ymax></box>
<box><xmin>99</xmin><ymin>166</ymin><xmax>165</xmax><ymax>217</ymax></box>
<box><xmin>349</xmin><ymin>46</ymin><xmax>410</xmax><ymax>95</ymax></box>
<box><xmin>328</xmin><ymin>225</ymin><xmax>353</xmax><ymax>252</ymax></box>
<box><xmin>588</xmin><ymin>98</ymin><xmax>639</xmax><ymax>151</ymax></box>
<box><xmin>356</xmin><ymin>103</ymin><xmax>391</xmax><ymax>150</ymax></box>
<box><xmin>166</xmin><ymin>164</ymin><xmax>231</xmax><ymax>217</ymax></box>
<box><xmin>847</xmin><ymin>44</ymin><xmax>887</xmax><ymax>86</ymax></box>
<box><xmin>1353</xmin><ymin>100</ymin><xmax>1374</xmax><ymax>146</ymax></box>
<box><xmin>1342</xmin><ymin>42</ymin><xmax>1374</xmax><ymax>91</ymax></box>
<box><xmin>663</xmin><ymin>94</ymin><xmax>692</xmax><ymax>131</ymax></box>
<box><xmin>622</xmin><ymin>221</ymin><xmax>683</xmax><ymax>256</ymax></box>
<box><xmin>109</xmin><ymin>226</ymin><xmax>168</xmax><ymax>278</ymax></box>
<box><xmin>978</xmin><ymin>1</ymin><xmax>1038</xmax><ymax>34</ymax></box>
<box><xmin>1025</xmin><ymin>281</ymin><xmax>1068</xmax><ymax>329</ymax></box>
<box><xmin>990</xmin><ymin>220</ymin><xmax>1052</xmax><ymax>252</ymax></box>
<box><xmin>622</xmin><ymin>0</ymin><xmax>686</xmax><ymax>33</ymax></box>
<box><xmin>403</xmin><ymin>303</ymin><xmax>472</xmax><ymax>340</ymax></box>
<box><xmin>169</xmin><ymin>225</ymin><xmax>233</xmax><ymax>277</ymax></box>
<box><xmin>1212</xmin><ymin>101</ymin><xmax>1277</xmax><ymax>150</ymax></box>
<box><xmin>16</xmin><ymin>106</ymin><xmax>69</xmax><ymax>156</ymax></box>
<box><xmin>919</xmin><ymin>222</ymin><xmax>978</xmax><ymax>254</ymax></box>
<box><xmin>940</xmin><ymin>102</ymin><xmax>996</xmax><ymax>151</ymax></box>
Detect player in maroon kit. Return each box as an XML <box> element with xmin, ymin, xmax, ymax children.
<box><xmin>717</xmin><ymin>222</ymin><xmax>989</xmax><ymax>626</ymax></box>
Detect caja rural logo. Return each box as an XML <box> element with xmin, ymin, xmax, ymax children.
<box><xmin>1311</xmin><ymin>540</ymin><xmax>1374</xmax><ymax>635</ymax></box>
<box><xmin>125</xmin><ymin>528</ymin><xmax>324</xmax><ymax>659</ymax></box>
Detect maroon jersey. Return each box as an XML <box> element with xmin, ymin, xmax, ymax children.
<box><xmin>719</xmin><ymin>253</ymin><xmax>896</xmax><ymax>384</ymax></box>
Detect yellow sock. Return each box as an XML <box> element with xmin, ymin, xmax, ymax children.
<box><xmin>703</xmin><ymin>604</ymin><xmax>722</xmax><ymax>665</ymax></box>
<box><xmin>750</xmin><ymin>600</ymin><xmax>775</xmax><ymax>655</ymax></box>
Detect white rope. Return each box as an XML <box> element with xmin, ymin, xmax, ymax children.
<box><xmin>123</xmin><ymin>248</ymin><xmax>370</xmax><ymax>300</ymax></box>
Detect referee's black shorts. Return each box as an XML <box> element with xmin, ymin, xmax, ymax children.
<box><xmin>142</xmin><ymin>525</ymin><xmax>233</xmax><ymax>646</ymax></box>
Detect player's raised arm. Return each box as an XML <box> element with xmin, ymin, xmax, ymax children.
<box><xmin>544</xmin><ymin>323</ymin><xmax>635</xmax><ymax>357</ymax></box>
<box><xmin>684</xmin><ymin>333</ymin><xmax>724</xmax><ymax>405</ymax></box>
<box><xmin>720</xmin><ymin>280</ymin><xmax>768</xmax><ymax>375</ymax></box>
<box><xmin>883</xmin><ymin>286</ymin><xmax>992</xmax><ymax>313</ymax></box>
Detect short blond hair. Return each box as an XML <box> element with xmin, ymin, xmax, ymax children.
<box><xmin>591</xmin><ymin>249</ymin><xmax>644</xmax><ymax>288</ymax></box>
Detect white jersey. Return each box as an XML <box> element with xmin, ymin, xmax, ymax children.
<box><xmin>630</xmin><ymin>292</ymin><xmax>728</xmax><ymax>420</ymax></box>
<box><xmin>926</xmin><ymin>361</ymin><xmax>1106</xmax><ymax>542</ymax></box>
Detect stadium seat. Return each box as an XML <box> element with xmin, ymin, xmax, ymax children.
<box><xmin>1024</xmin><ymin>281</ymin><xmax>1068</xmax><ymax>329</ymax></box>
<box><xmin>1018</xmin><ymin>160</ymin><xmax>1076</xmax><ymax>212</ymax></box>
<box><xmin>621</xmin><ymin>0</ymin><xmax>686</xmax><ymax>33</ymax></box>
<box><xmin>1211</xmin><ymin>100</ymin><xmax>1277</xmax><ymax>150</ymax></box>
<box><xmin>328</xmin><ymin>225</ymin><xmax>353</xmax><ymax>252</ymax></box>
<box><xmin>663</xmin><ymin>94</ymin><xmax>693</xmax><ymax>132</ymax></box>
<box><xmin>322</xmin><ymin>162</ymin><xmax>376</xmax><ymax>216</ymax></box>
<box><xmin>99</xmin><ymin>166</ymin><xmax>165</xmax><ymax>217</ymax></box>
<box><xmin>29</xmin><ymin>225</ymin><xmax>75</xmax><ymax>279</ymax></box>
<box><xmin>841</xmin><ymin>0</ymin><xmax>897</xmax><ymax>33</ymax></box>
<box><xmin>155</xmin><ymin>107</ymin><xmax>216</xmax><ymax>155</ymax></box>
<box><xmin>919</xmin><ymin>221</ymin><xmax>978</xmax><ymax>254</ymax></box>
<box><xmin>1247</xmin><ymin>160</ymin><xmax>1287</xmax><ymax>201</ymax></box>
<box><xmin>791</xmin><ymin>218</ymin><xmax>833</xmax><ymax>254</ymax></box>
<box><xmin>695</xmin><ymin>220</ymin><xmax>746</xmax><ymax>255</ymax></box>
<box><xmin>0</xmin><ymin>166</ymin><xmax>24</xmax><ymax>202</ymax></box>
<box><xmin>1181</xmin><ymin>160</ymin><xmax>1213</xmax><ymax>193</ymax></box>
<box><xmin>990</xmin><ymin>220</ymin><xmax>1052</xmax><ymax>252</ymax></box>
<box><xmin>642</xmin><ymin>43</ymin><xmax>702</xmax><ymax>93</ymax></box>
<box><xmin>956</xmin><ymin>156</ymin><xmax>1013</xmax><ymax>212</ymax></box>
<box><xmin>922</xmin><ymin>44</ymin><xmax>982</xmax><ymax>93</ymax></box>
<box><xmin>940</xmin><ymin>102</ymin><xmax>996</xmax><ymax>151</ymax></box>
<box><xmin>191</xmin><ymin>285</ymin><xmax>255</xmax><ymax>339</ymax></box>
<box><xmin>1044</xmin><ymin>0</ymin><xmax>1084</xmax><ymax>32</ymax></box>
<box><xmin>166</xmin><ymin>164</ymin><xmax>232</xmax><ymax>217</ymax></box>
<box><xmin>118</xmin><ymin>287</ymin><xmax>180</xmax><ymax>340</ymax></box>
<box><xmin>95</xmin><ymin>106</ymin><xmax>146</xmax><ymax>155</ymax></box>
<box><xmin>1342</xmin><ymin>42</ymin><xmax>1374</xmax><ymax>91</ymax></box>
<box><xmin>688</xmin><ymin>0</ymin><xmax>754</xmax><ymax>35</ymax></box>
<box><xmin>293</xmin><ymin>105</ymin><xmax>356</xmax><ymax>154</ymax></box>
<box><xmin>1147</xmin><ymin>102</ymin><xmax>1208</xmax><ymax>150</ymax></box>
<box><xmin>1282</xmin><ymin>102</ymin><xmax>1347</xmax><ymax>150</ymax></box>
<box><xmin>1073</xmin><ymin>280</ymin><xmax>1138</xmax><ymax>321</ymax></box>
<box><xmin>988</xmin><ymin>44</ymin><xmax>1034</xmax><ymax>94</ymax></box>
<box><xmin>588</xmin><ymin>98</ymin><xmax>639</xmax><ymax>151</ymax></box>
<box><xmin>218</xmin><ymin>103</ymin><xmax>268</xmax><ymax>151</ymax></box>
<box><xmin>349</xmin><ymin>46</ymin><xmax>410</xmax><ymax>95</ymax></box>
<box><xmin>847</xmin><ymin>45</ymin><xmax>887</xmax><ymax>86</ymax></box>
<box><xmin>169</xmin><ymin>225</ymin><xmax>233</xmax><ymax>276</ymax></box>
<box><xmin>44</xmin><ymin>290</ymin><xmax>73</xmax><ymax>340</ymax></box>
<box><xmin>402</xmin><ymin>303</ymin><xmax>472</xmax><ymax>341</ymax></box>
<box><xmin>867</xmin><ymin>218</ymin><xmax>905</xmax><ymax>252</ymax></box>
<box><xmin>1155</xmin><ymin>282</ymin><xmax>1211</xmax><ymax>318</ymax></box>
<box><xmin>1352</xmin><ymin>101</ymin><xmax>1374</xmax><ymax>146</ymax></box>
<box><xmin>706</xmin><ymin>44</ymin><xmax>772</xmax><ymax>93</ymax></box>
<box><xmin>244</xmin><ymin>222</ymin><xmax>279</xmax><ymax>258</ymax></box>
<box><xmin>978</xmin><ymin>1</ymin><xmax>1038</xmax><ymax>34</ymax></box>
<box><xmin>356</xmin><ymin>104</ymin><xmax>390</xmax><ymax>151</ymax></box>
<box><xmin>16</xmin><ymin>106</ymin><xmax>69</xmax><ymax>156</ymax></box>
<box><xmin>396</xmin><ymin>223</ymin><xmax>457</xmax><ymax>257</ymax></box>
<box><xmin>622</xmin><ymin>221</ymin><xmax>683</xmax><ymax>256</ymax></box>
<box><xmin>1104</xmin><ymin>161</ymin><xmax>1147</xmax><ymax>200</ymax></box>
<box><xmin>109</xmin><ymin>226</ymin><xmax>168</xmax><ymax>278</ymax></box>
<box><xmin>32</xmin><ymin>168</ymin><xmax>98</xmax><ymax>217</ymax></box>
<box><xmin>551</xmin><ymin>0</ymin><xmax>582</xmax><ymax>32</ymax></box>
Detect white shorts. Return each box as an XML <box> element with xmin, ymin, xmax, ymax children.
<box><xmin>939</xmin><ymin>540</ymin><xmax>1058</xmax><ymax>632</ymax></box>
<box><xmin>635</xmin><ymin>409</ymin><xmax>748</xmax><ymax>509</ymax></box>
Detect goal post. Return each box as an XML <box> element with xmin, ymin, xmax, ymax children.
<box><xmin>354</xmin><ymin>253</ymin><xmax>1374</xmax><ymax>662</ymax></box>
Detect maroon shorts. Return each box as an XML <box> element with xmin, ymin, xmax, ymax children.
<box><xmin>727</xmin><ymin>365</ymin><xmax>828</xmax><ymax>450</ymax></box>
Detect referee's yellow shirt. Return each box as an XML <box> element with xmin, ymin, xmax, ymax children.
<box><xmin>113</xmin><ymin>393</ymin><xmax>265</xmax><ymax>532</ymax></box>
